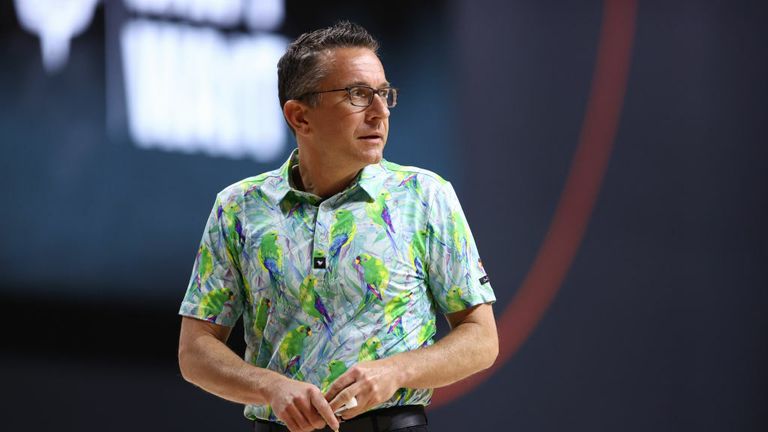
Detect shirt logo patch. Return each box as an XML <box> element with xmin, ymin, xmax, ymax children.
<box><xmin>479</xmin><ymin>275</ymin><xmax>490</xmax><ymax>285</ymax></box>
<box><xmin>313</xmin><ymin>257</ymin><xmax>327</xmax><ymax>269</ymax></box>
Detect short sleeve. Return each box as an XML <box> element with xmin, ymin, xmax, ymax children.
<box><xmin>426</xmin><ymin>182</ymin><xmax>496</xmax><ymax>314</ymax></box>
<box><xmin>178</xmin><ymin>195</ymin><xmax>246</xmax><ymax>327</ymax></box>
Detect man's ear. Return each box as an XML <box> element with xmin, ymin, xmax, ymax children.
<box><xmin>283</xmin><ymin>100</ymin><xmax>310</xmax><ymax>135</ymax></box>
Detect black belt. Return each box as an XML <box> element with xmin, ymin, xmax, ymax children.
<box><xmin>253</xmin><ymin>405</ymin><xmax>427</xmax><ymax>432</ymax></box>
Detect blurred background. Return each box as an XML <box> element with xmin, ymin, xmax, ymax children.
<box><xmin>1</xmin><ymin>0</ymin><xmax>766</xmax><ymax>430</ymax></box>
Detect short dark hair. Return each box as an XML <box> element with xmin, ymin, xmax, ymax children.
<box><xmin>277</xmin><ymin>21</ymin><xmax>380</xmax><ymax>110</ymax></box>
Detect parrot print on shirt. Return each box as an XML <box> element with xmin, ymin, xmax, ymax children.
<box><xmin>329</xmin><ymin>209</ymin><xmax>357</xmax><ymax>273</ymax></box>
<box><xmin>196</xmin><ymin>244</ymin><xmax>214</xmax><ymax>288</ymax></box>
<box><xmin>446</xmin><ymin>286</ymin><xmax>471</xmax><ymax>312</ymax></box>
<box><xmin>278</xmin><ymin>325</ymin><xmax>312</xmax><ymax>378</ymax></box>
<box><xmin>354</xmin><ymin>253</ymin><xmax>389</xmax><ymax>315</ymax></box>
<box><xmin>366</xmin><ymin>191</ymin><xmax>401</xmax><ymax>255</ymax></box>
<box><xmin>321</xmin><ymin>359</ymin><xmax>349</xmax><ymax>393</ymax></box>
<box><xmin>417</xmin><ymin>318</ymin><xmax>437</xmax><ymax>348</ymax></box>
<box><xmin>198</xmin><ymin>287</ymin><xmax>234</xmax><ymax>321</ymax></box>
<box><xmin>218</xmin><ymin>201</ymin><xmax>246</xmax><ymax>254</ymax></box>
<box><xmin>258</xmin><ymin>231</ymin><xmax>284</xmax><ymax>290</ymax></box>
<box><xmin>299</xmin><ymin>275</ymin><xmax>332</xmax><ymax>335</ymax></box>
<box><xmin>385</xmin><ymin>291</ymin><xmax>413</xmax><ymax>338</ymax></box>
<box><xmin>252</xmin><ymin>297</ymin><xmax>271</xmax><ymax>338</ymax></box>
<box><xmin>358</xmin><ymin>336</ymin><xmax>382</xmax><ymax>362</ymax></box>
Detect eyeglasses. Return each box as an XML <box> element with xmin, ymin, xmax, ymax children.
<box><xmin>298</xmin><ymin>85</ymin><xmax>398</xmax><ymax>108</ymax></box>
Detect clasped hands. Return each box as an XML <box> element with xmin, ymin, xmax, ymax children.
<box><xmin>267</xmin><ymin>359</ymin><xmax>402</xmax><ymax>432</ymax></box>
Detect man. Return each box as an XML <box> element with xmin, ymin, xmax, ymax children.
<box><xmin>178</xmin><ymin>21</ymin><xmax>498</xmax><ymax>432</ymax></box>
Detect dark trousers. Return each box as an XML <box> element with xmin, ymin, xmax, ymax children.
<box><xmin>253</xmin><ymin>405</ymin><xmax>428</xmax><ymax>432</ymax></box>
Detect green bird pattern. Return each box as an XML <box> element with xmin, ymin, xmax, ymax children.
<box><xmin>252</xmin><ymin>297</ymin><xmax>271</xmax><ymax>338</ymax></box>
<box><xmin>366</xmin><ymin>191</ymin><xmax>401</xmax><ymax>255</ymax></box>
<box><xmin>417</xmin><ymin>318</ymin><xmax>437</xmax><ymax>348</ymax></box>
<box><xmin>394</xmin><ymin>387</ymin><xmax>416</xmax><ymax>405</ymax></box>
<box><xmin>321</xmin><ymin>359</ymin><xmax>349</xmax><ymax>393</ymax></box>
<box><xmin>198</xmin><ymin>287</ymin><xmax>234</xmax><ymax>321</ymax></box>
<box><xmin>196</xmin><ymin>244</ymin><xmax>214</xmax><ymax>288</ymax></box>
<box><xmin>219</xmin><ymin>201</ymin><xmax>246</xmax><ymax>257</ymax></box>
<box><xmin>181</xmin><ymin>154</ymin><xmax>496</xmax><ymax>422</ymax></box>
<box><xmin>385</xmin><ymin>291</ymin><xmax>413</xmax><ymax>338</ymax></box>
<box><xmin>329</xmin><ymin>209</ymin><xmax>357</xmax><ymax>273</ymax></box>
<box><xmin>446</xmin><ymin>286</ymin><xmax>471</xmax><ymax>312</ymax></box>
<box><xmin>278</xmin><ymin>325</ymin><xmax>312</xmax><ymax>378</ymax></box>
<box><xmin>358</xmin><ymin>336</ymin><xmax>382</xmax><ymax>363</ymax></box>
<box><xmin>254</xmin><ymin>337</ymin><xmax>274</xmax><ymax>368</ymax></box>
<box><xmin>258</xmin><ymin>231</ymin><xmax>284</xmax><ymax>290</ymax></box>
<box><xmin>299</xmin><ymin>275</ymin><xmax>333</xmax><ymax>335</ymax></box>
<box><xmin>354</xmin><ymin>253</ymin><xmax>389</xmax><ymax>315</ymax></box>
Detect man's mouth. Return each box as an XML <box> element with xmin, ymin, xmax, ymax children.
<box><xmin>358</xmin><ymin>134</ymin><xmax>383</xmax><ymax>141</ymax></box>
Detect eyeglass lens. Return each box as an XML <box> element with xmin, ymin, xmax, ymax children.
<box><xmin>349</xmin><ymin>87</ymin><xmax>397</xmax><ymax>108</ymax></box>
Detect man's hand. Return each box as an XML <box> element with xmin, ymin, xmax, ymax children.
<box><xmin>323</xmin><ymin>359</ymin><xmax>402</xmax><ymax>420</ymax></box>
<box><xmin>321</xmin><ymin>303</ymin><xmax>497</xmax><ymax>421</ymax></box>
<box><xmin>267</xmin><ymin>375</ymin><xmax>340</xmax><ymax>432</ymax></box>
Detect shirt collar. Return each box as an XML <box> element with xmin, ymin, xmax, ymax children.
<box><xmin>356</xmin><ymin>161</ymin><xmax>387</xmax><ymax>201</ymax></box>
<box><xmin>272</xmin><ymin>148</ymin><xmax>388</xmax><ymax>205</ymax></box>
<box><xmin>253</xmin><ymin>149</ymin><xmax>294</xmax><ymax>206</ymax></box>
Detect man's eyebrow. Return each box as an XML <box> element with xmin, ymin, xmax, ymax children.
<box><xmin>348</xmin><ymin>80</ymin><xmax>391</xmax><ymax>88</ymax></box>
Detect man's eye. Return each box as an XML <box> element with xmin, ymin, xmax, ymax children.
<box><xmin>350</xmin><ymin>88</ymin><xmax>370</xmax><ymax>99</ymax></box>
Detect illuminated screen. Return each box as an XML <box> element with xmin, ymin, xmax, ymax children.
<box><xmin>0</xmin><ymin>0</ymin><xmax>456</xmax><ymax>300</ymax></box>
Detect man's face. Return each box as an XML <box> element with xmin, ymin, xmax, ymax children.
<box><xmin>304</xmin><ymin>47</ymin><xmax>390</xmax><ymax>170</ymax></box>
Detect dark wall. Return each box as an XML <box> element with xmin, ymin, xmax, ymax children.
<box><xmin>431</xmin><ymin>0</ymin><xmax>767</xmax><ymax>431</ymax></box>
<box><xmin>2</xmin><ymin>0</ymin><xmax>766</xmax><ymax>431</ymax></box>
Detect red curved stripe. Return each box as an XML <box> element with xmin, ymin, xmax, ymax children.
<box><xmin>431</xmin><ymin>0</ymin><xmax>638</xmax><ymax>408</ymax></box>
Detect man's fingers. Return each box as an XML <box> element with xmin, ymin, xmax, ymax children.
<box><xmin>310</xmin><ymin>390</ymin><xmax>340</xmax><ymax>431</ymax></box>
<box><xmin>329</xmin><ymin>386</ymin><xmax>360</xmax><ymax>413</ymax></box>
<box><xmin>280</xmin><ymin>414</ymin><xmax>300</xmax><ymax>432</ymax></box>
<box><xmin>337</xmin><ymin>393</ymin><xmax>369</xmax><ymax>420</ymax></box>
<box><xmin>328</xmin><ymin>389</ymin><xmax>349</xmax><ymax>412</ymax></box>
<box><xmin>285</xmin><ymin>404</ymin><xmax>312</xmax><ymax>432</ymax></box>
<box><xmin>340</xmin><ymin>405</ymin><xmax>365</xmax><ymax>420</ymax></box>
<box><xmin>297</xmin><ymin>394</ymin><xmax>327</xmax><ymax>431</ymax></box>
<box><xmin>324</xmin><ymin>371</ymin><xmax>357</xmax><ymax>401</ymax></box>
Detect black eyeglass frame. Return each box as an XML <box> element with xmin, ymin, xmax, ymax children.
<box><xmin>297</xmin><ymin>85</ymin><xmax>398</xmax><ymax>108</ymax></box>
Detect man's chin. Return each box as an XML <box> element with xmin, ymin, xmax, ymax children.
<box><xmin>360</xmin><ymin>148</ymin><xmax>384</xmax><ymax>165</ymax></box>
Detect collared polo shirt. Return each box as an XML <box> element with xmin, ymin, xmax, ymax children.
<box><xmin>179</xmin><ymin>150</ymin><xmax>495</xmax><ymax>422</ymax></box>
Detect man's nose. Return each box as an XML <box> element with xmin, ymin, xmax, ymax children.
<box><xmin>366</xmin><ymin>92</ymin><xmax>390</xmax><ymax>119</ymax></box>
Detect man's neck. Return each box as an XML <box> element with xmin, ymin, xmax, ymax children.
<box><xmin>293</xmin><ymin>152</ymin><xmax>363</xmax><ymax>199</ymax></box>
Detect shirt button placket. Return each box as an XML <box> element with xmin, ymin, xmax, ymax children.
<box><xmin>312</xmin><ymin>201</ymin><xmax>331</xmax><ymax>279</ymax></box>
